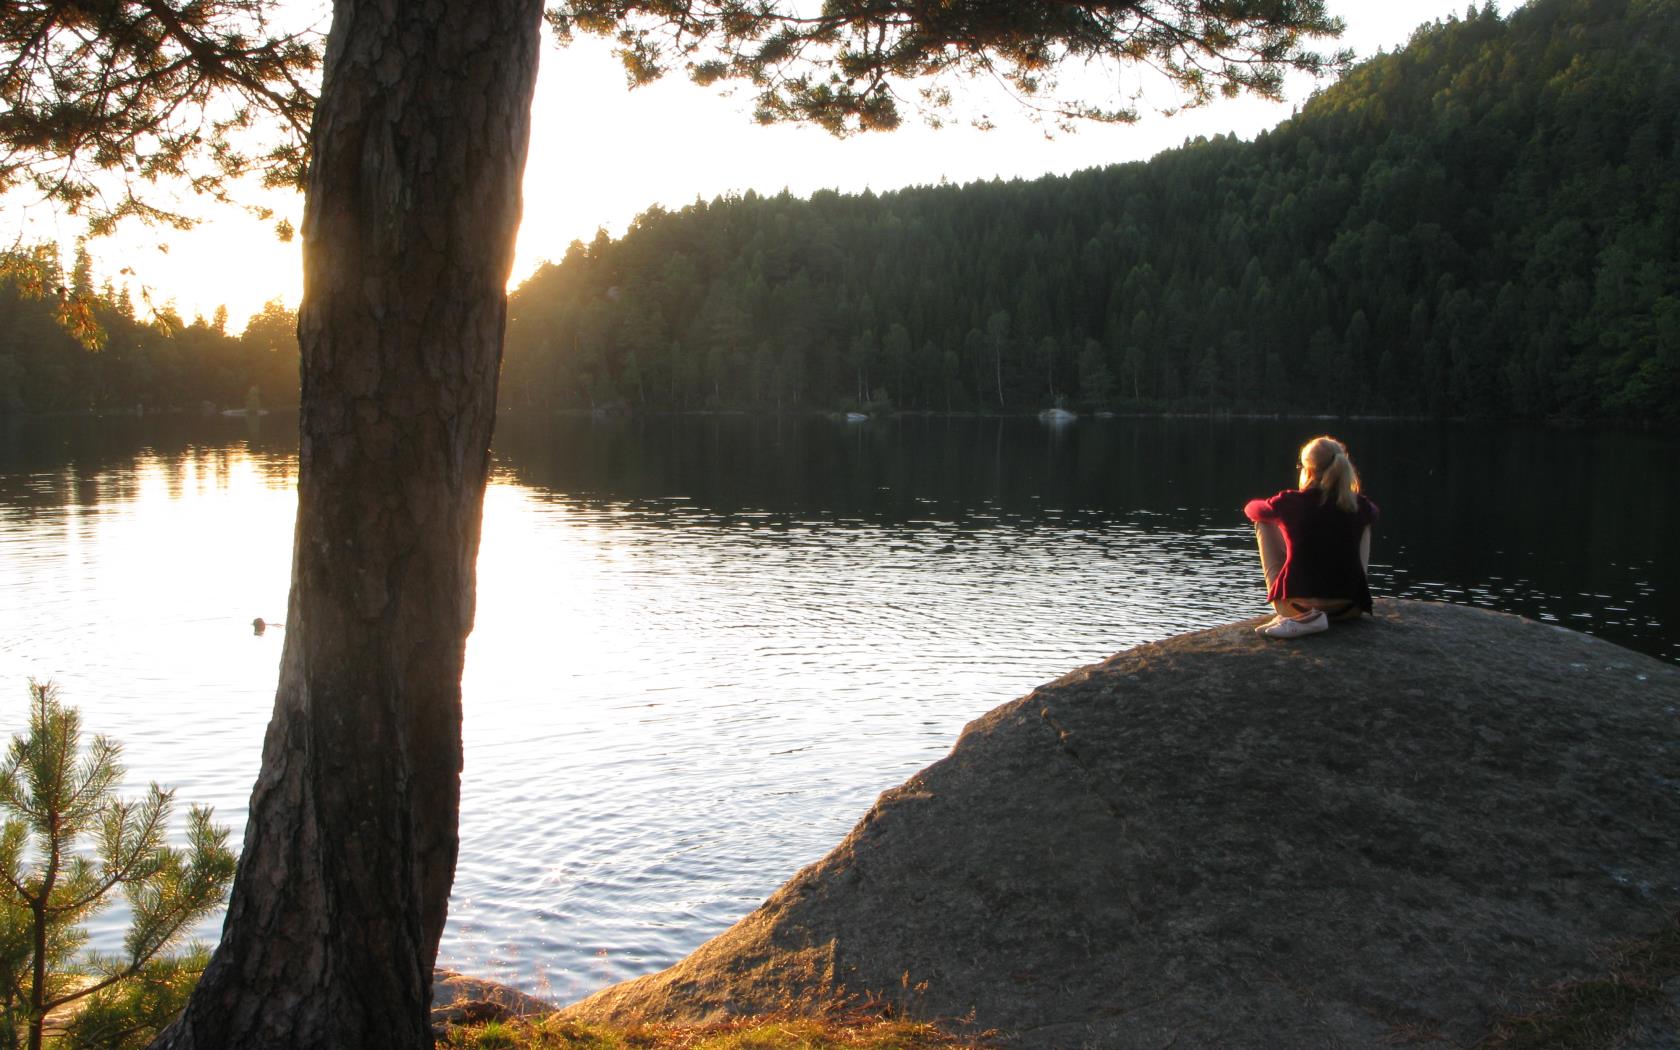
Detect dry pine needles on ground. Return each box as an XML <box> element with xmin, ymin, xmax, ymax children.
<box><xmin>437</xmin><ymin>1010</ymin><xmax>994</xmax><ymax>1050</ymax></box>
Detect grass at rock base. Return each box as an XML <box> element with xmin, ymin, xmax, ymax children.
<box><xmin>437</xmin><ymin>1013</ymin><xmax>994</xmax><ymax>1050</ymax></box>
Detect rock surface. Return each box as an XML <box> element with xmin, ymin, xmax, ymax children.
<box><xmin>564</xmin><ymin>599</ymin><xmax>1680</xmax><ymax>1048</ymax></box>
<box><xmin>433</xmin><ymin>969</ymin><xmax>553</xmax><ymax>1023</ymax></box>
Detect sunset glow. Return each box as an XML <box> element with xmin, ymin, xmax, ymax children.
<box><xmin>7</xmin><ymin>2</ymin><xmax>1494</xmax><ymax>332</ymax></box>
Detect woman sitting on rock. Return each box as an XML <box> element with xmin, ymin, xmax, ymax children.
<box><xmin>1244</xmin><ymin>435</ymin><xmax>1378</xmax><ymax>639</ymax></box>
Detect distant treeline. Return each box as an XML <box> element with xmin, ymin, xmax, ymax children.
<box><xmin>0</xmin><ymin>245</ymin><xmax>298</xmax><ymax>416</ymax></box>
<box><xmin>503</xmin><ymin>0</ymin><xmax>1679</xmax><ymax>423</ymax></box>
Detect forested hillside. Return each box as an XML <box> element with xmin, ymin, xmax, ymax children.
<box><xmin>0</xmin><ymin>245</ymin><xmax>298</xmax><ymax>416</ymax></box>
<box><xmin>503</xmin><ymin>0</ymin><xmax>1680</xmax><ymax>422</ymax></box>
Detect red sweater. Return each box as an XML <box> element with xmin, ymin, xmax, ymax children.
<box><xmin>1244</xmin><ymin>489</ymin><xmax>1379</xmax><ymax>610</ymax></box>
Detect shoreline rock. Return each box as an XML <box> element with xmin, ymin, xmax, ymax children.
<box><xmin>564</xmin><ymin>599</ymin><xmax>1680</xmax><ymax>1047</ymax></box>
<box><xmin>432</xmin><ymin>970</ymin><xmax>554</xmax><ymax>1029</ymax></box>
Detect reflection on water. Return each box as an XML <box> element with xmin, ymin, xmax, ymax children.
<box><xmin>0</xmin><ymin>413</ymin><xmax>1673</xmax><ymax>1001</ymax></box>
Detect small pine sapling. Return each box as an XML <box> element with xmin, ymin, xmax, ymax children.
<box><xmin>0</xmin><ymin>681</ymin><xmax>236</xmax><ymax>1050</ymax></box>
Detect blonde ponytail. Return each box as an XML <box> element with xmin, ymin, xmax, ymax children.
<box><xmin>1298</xmin><ymin>435</ymin><xmax>1361</xmax><ymax>513</ymax></box>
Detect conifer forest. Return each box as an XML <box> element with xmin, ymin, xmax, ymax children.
<box><xmin>503</xmin><ymin>0</ymin><xmax>1679</xmax><ymax>423</ymax></box>
<box><xmin>3</xmin><ymin>0</ymin><xmax>1676</xmax><ymax>424</ymax></box>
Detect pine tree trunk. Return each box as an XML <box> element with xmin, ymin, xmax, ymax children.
<box><xmin>151</xmin><ymin>0</ymin><xmax>542</xmax><ymax>1046</ymax></box>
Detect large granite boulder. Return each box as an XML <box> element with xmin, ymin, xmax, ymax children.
<box><xmin>565</xmin><ymin>600</ymin><xmax>1680</xmax><ymax>1047</ymax></box>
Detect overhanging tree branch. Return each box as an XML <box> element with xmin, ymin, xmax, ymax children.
<box><xmin>1</xmin><ymin>0</ymin><xmax>321</xmax><ymax>346</ymax></box>
<box><xmin>0</xmin><ymin>0</ymin><xmax>321</xmax><ymax>228</ymax></box>
<box><xmin>551</xmin><ymin>0</ymin><xmax>1349</xmax><ymax>134</ymax></box>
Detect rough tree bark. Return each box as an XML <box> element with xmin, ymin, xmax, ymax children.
<box><xmin>151</xmin><ymin>0</ymin><xmax>544</xmax><ymax>1046</ymax></box>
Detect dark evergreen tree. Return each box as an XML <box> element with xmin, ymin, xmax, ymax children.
<box><xmin>506</xmin><ymin>0</ymin><xmax>1680</xmax><ymax>423</ymax></box>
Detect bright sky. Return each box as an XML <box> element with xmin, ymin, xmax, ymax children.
<box><xmin>16</xmin><ymin>1</ymin><xmax>1499</xmax><ymax>331</ymax></box>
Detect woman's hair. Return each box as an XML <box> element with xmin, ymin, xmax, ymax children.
<box><xmin>1298</xmin><ymin>435</ymin><xmax>1361</xmax><ymax>512</ymax></box>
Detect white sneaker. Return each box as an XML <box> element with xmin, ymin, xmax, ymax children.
<box><xmin>1262</xmin><ymin>609</ymin><xmax>1329</xmax><ymax>639</ymax></box>
<box><xmin>1254</xmin><ymin>615</ymin><xmax>1283</xmax><ymax>634</ymax></box>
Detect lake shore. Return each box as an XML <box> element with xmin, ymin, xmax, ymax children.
<box><xmin>6</xmin><ymin>416</ymin><xmax>1674</xmax><ymax>996</ymax></box>
<box><xmin>12</xmin><ymin>400</ymin><xmax>1667</xmax><ymax>430</ymax></box>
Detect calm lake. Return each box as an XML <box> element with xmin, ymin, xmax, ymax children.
<box><xmin>0</xmin><ymin>412</ymin><xmax>1674</xmax><ymax>1001</ymax></box>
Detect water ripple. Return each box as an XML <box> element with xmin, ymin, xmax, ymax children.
<box><xmin>0</xmin><ymin>415</ymin><xmax>1673</xmax><ymax>1002</ymax></box>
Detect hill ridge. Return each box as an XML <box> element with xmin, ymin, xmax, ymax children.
<box><xmin>505</xmin><ymin>0</ymin><xmax>1679</xmax><ymax>424</ymax></box>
